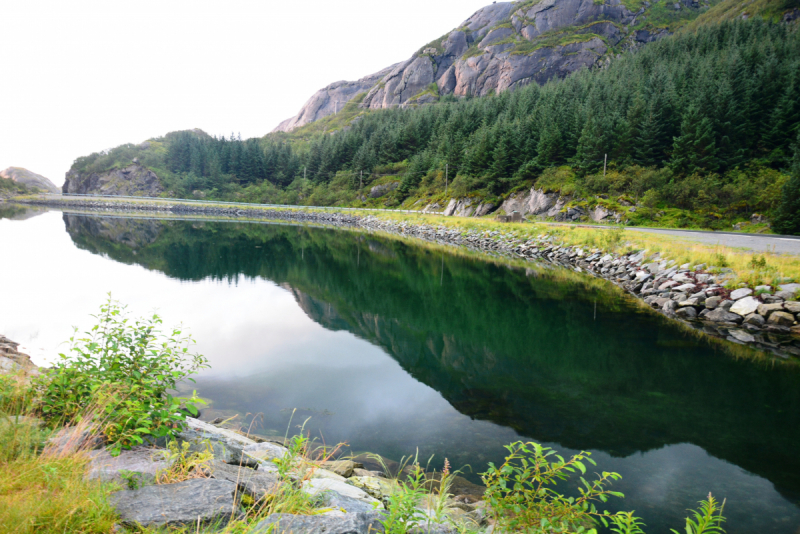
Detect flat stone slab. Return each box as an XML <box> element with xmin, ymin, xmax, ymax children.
<box><xmin>252</xmin><ymin>512</ymin><xmax>385</xmax><ymax>534</ymax></box>
<box><xmin>207</xmin><ymin>459</ymin><xmax>280</xmax><ymax>500</ymax></box>
<box><xmin>177</xmin><ymin>417</ymin><xmax>257</xmax><ymax>466</ymax></box>
<box><xmin>322</xmin><ymin>491</ymin><xmax>381</xmax><ymax>514</ymax></box>
<box><xmin>242</xmin><ymin>441</ymin><xmax>289</xmax><ymax>468</ymax></box>
<box><xmin>703</xmin><ymin>308</ymin><xmax>743</xmax><ymax>323</ymax></box>
<box><xmin>86</xmin><ymin>446</ymin><xmax>170</xmax><ymax>485</ymax></box>
<box><xmin>730</xmin><ymin>296</ymin><xmax>759</xmax><ymax>317</ymax></box>
<box><xmin>109</xmin><ymin>478</ymin><xmax>240</xmax><ymax>528</ymax></box>
<box><xmin>303</xmin><ymin>478</ymin><xmax>382</xmax><ymax>508</ymax></box>
<box><xmin>730</xmin><ymin>288</ymin><xmax>753</xmax><ymax>300</ymax></box>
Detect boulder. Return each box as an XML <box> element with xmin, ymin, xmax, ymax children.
<box><xmin>728</xmin><ymin>329</ymin><xmax>755</xmax><ymax>343</ymax></box>
<box><xmin>353</xmin><ymin>468</ymin><xmax>385</xmax><ymax>478</ymax></box>
<box><xmin>768</xmin><ymin>311</ymin><xmax>795</xmax><ymax>327</ymax></box>
<box><xmin>206</xmin><ymin>459</ymin><xmax>280</xmax><ymax>500</ymax></box>
<box><xmin>784</xmin><ymin>301</ymin><xmax>800</xmax><ymax>314</ymax></box>
<box><xmin>757</xmin><ymin>303</ymin><xmax>785</xmax><ymax>317</ymax></box>
<box><xmin>729</xmin><ymin>296</ymin><xmax>759</xmax><ymax>317</ymax></box>
<box><xmin>743</xmin><ymin>313</ymin><xmax>765</xmax><ymax>327</ymax></box>
<box><xmin>675</xmin><ymin>307</ymin><xmax>697</xmax><ymax>319</ymax></box>
<box><xmin>109</xmin><ymin>478</ymin><xmax>240</xmax><ymax>528</ymax></box>
<box><xmin>778</xmin><ymin>283</ymin><xmax>800</xmax><ymax>293</ymax></box>
<box><xmin>346</xmin><ymin>476</ymin><xmax>397</xmax><ymax>502</ymax></box>
<box><xmin>252</xmin><ymin>512</ymin><xmax>384</xmax><ymax>534</ymax></box>
<box><xmin>242</xmin><ymin>441</ymin><xmax>289</xmax><ymax>467</ymax></box>
<box><xmin>703</xmin><ymin>308</ymin><xmax>743</xmax><ymax>324</ymax></box>
<box><xmin>322</xmin><ymin>460</ymin><xmax>362</xmax><ymax>478</ymax></box>
<box><xmin>369</xmin><ymin>183</ymin><xmax>400</xmax><ymax>198</ymax></box>
<box><xmin>730</xmin><ymin>288</ymin><xmax>753</xmax><ymax>300</ymax></box>
<box><xmin>176</xmin><ymin>417</ymin><xmax>257</xmax><ymax>466</ymax></box>
<box><xmin>86</xmin><ymin>446</ymin><xmax>170</xmax><ymax>485</ymax></box>
<box><xmin>302</xmin><ymin>478</ymin><xmax>383</xmax><ymax>508</ymax></box>
<box><xmin>311</xmin><ymin>468</ymin><xmax>347</xmax><ymax>482</ymax></box>
<box><xmin>704</xmin><ymin>296</ymin><xmax>722</xmax><ymax>309</ymax></box>
<box><xmin>321</xmin><ymin>491</ymin><xmax>381</xmax><ymax>514</ymax></box>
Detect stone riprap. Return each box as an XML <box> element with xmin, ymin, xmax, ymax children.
<box><xmin>17</xmin><ymin>198</ymin><xmax>800</xmax><ymax>358</ymax></box>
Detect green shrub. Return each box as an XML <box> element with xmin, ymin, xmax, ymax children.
<box><xmin>35</xmin><ymin>296</ymin><xmax>208</xmax><ymax>455</ymax></box>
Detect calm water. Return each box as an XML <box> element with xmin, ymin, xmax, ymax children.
<box><xmin>2</xmin><ymin>206</ymin><xmax>800</xmax><ymax>533</ymax></box>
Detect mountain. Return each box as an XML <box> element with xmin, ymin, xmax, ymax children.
<box><xmin>275</xmin><ymin>0</ymin><xmax>711</xmax><ymax>132</ymax></box>
<box><xmin>0</xmin><ymin>167</ymin><xmax>59</xmax><ymax>193</ymax></box>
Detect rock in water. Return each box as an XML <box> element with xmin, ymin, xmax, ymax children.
<box><xmin>252</xmin><ymin>512</ymin><xmax>385</xmax><ymax>534</ymax></box>
<box><xmin>109</xmin><ymin>478</ymin><xmax>240</xmax><ymax>528</ymax></box>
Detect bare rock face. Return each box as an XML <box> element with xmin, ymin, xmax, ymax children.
<box><xmin>62</xmin><ymin>164</ymin><xmax>163</xmax><ymax>197</ymax></box>
<box><xmin>276</xmin><ymin>0</ymin><xmax>691</xmax><ymax>131</ymax></box>
<box><xmin>272</xmin><ymin>64</ymin><xmax>399</xmax><ymax>133</ymax></box>
<box><xmin>0</xmin><ymin>167</ymin><xmax>59</xmax><ymax>193</ymax></box>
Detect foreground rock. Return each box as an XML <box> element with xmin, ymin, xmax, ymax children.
<box><xmin>303</xmin><ymin>478</ymin><xmax>383</xmax><ymax>508</ymax></box>
<box><xmin>109</xmin><ymin>478</ymin><xmax>240</xmax><ymax>528</ymax></box>
<box><xmin>0</xmin><ymin>335</ymin><xmax>39</xmax><ymax>379</ymax></box>
<box><xmin>252</xmin><ymin>512</ymin><xmax>384</xmax><ymax>534</ymax></box>
<box><xmin>177</xmin><ymin>417</ymin><xmax>263</xmax><ymax>466</ymax></box>
<box><xmin>87</xmin><ymin>446</ymin><xmax>170</xmax><ymax>484</ymax></box>
<box><xmin>206</xmin><ymin>459</ymin><xmax>280</xmax><ymax>500</ymax></box>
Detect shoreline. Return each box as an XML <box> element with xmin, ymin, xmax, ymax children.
<box><xmin>13</xmin><ymin>196</ymin><xmax>800</xmax><ymax>360</ymax></box>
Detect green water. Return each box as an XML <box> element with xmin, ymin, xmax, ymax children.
<box><xmin>2</xmin><ymin>208</ymin><xmax>800</xmax><ymax>533</ymax></box>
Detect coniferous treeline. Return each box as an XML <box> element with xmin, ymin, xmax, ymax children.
<box><xmin>299</xmin><ymin>19</ymin><xmax>798</xmax><ymax>194</ymax></box>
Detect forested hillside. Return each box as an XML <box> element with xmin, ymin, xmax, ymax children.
<box><xmin>64</xmin><ymin>17</ymin><xmax>800</xmax><ymax>233</ymax></box>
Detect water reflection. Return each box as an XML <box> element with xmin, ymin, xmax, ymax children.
<box><xmin>1</xmin><ymin>208</ymin><xmax>799</xmax><ymax>533</ymax></box>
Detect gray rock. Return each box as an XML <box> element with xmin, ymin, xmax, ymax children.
<box><xmin>703</xmin><ymin>308</ymin><xmax>743</xmax><ymax>323</ymax></box>
<box><xmin>86</xmin><ymin>446</ymin><xmax>170</xmax><ymax>485</ymax></box>
<box><xmin>252</xmin><ymin>512</ymin><xmax>384</xmax><ymax>534</ymax></box>
<box><xmin>768</xmin><ymin>311</ymin><xmax>795</xmax><ymax>327</ymax></box>
<box><xmin>744</xmin><ymin>313</ymin><xmax>766</xmax><ymax>327</ymax></box>
<box><xmin>322</xmin><ymin>460</ymin><xmax>362</xmax><ymax>478</ymax></box>
<box><xmin>321</xmin><ymin>491</ymin><xmax>381</xmax><ymax>514</ymax></box>
<box><xmin>775</xmin><ymin>290</ymin><xmax>796</xmax><ymax>300</ymax></box>
<box><xmin>784</xmin><ymin>301</ymin><xmax>800</xmax><ymax>314</ymax></box>
<box><xmin>109</xmin><ymin>478</ymin><xmax>240</xmax><ymax>528</ymax></box>
<box><xmin>729</xmin><ymin>329</ymin><xmax>755</xmax><ymax>343</ymax></box>
<box><xmin>242</xmin><ymin>441</ymin><xmax>289</xmax><ymax>467</ymax></box>
<box><xmin>730</xmin><ymin>296</ymin><xmax>759</xmax><ymax>317</ymax></box>
<box><xmin>676</xmin><ymin>307</ymin><xmax>697</xmax><ymax>319</ymax></box>
<box><xmin>719</xmin><ymin>300</ymin><xmax>734</xmax><ymax>311</ymax></box>
<box><xmin>176</xmin><ymin>417</ymin><xmax>257</xmax><ymax>466</ymax></box>
<box><xmin>207</xmin><ymin>460</ymin><xmax>280</xmax><ymax>500</ymax></box>
<box><xmin>369</xmin><ymin>182</ymin><xmax>400</xmax><ymax>198</ymax></box>
<box><xmin>757</xmin><ymin>303</ymin><xmax>784</xmax><ymax>317</ymax></box>
<box><xmin>778</xmin><ymin>283</ymin><xmax>800</xmax><ymax>293</ymax></box>
<box><xmin>662</xmin><ymin>300</ymin><xmax>678</xmax><ymax>312</ymax></box>
<box><xmin>705</xmin><ymin>296</ymin><xmax>722</xmax><ymax>309</ymax></box>
<box><xmin>303</xmin><ymin>478</ymin><xmax>383</xmax><ymax>508</ymax></box>
<box><xmin>730</xmin><ymin>288</ymin><xmax>753</xmax><ymax>300</ymax></box>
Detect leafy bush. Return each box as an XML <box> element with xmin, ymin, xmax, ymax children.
<box><xmin>482</xmin><ymin>441</ymin><xmax>625</xmax><ymax>533</ymax></box>
<box><xmin>36</xmin><ymin>296</ymin><xmax>208</xmax><ymax>455</ymax></box>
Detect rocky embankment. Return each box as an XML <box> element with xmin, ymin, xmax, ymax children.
<box><xmin>17</xmin><ymin>197</ymin><xmax>800</xmax><ymax>358</ymax></box>
<box><xmin>0</xmin><ymin>335</ymin><xmax>39</xmax><ymax>378</ymax></box>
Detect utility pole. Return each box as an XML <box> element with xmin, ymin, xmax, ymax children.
<box><xmin>445</xmin><ymin>163</ymin><xmax>448</xmax><ymax>196</ymax></box>
<box><xmin>603</xmin><ymin>154</ymin><xmax>607</xmax><ymax>178</ymax></box>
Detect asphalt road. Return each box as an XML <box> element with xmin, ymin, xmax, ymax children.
<box><xmin>621</xmin><ymin>227</ymin><xmax>800</xmax><ymax>255</ymax></box>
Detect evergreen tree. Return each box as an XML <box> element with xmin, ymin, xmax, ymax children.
<box><xmin>772</xmin><ymin>134</ymin><xmax>800</xmax><ymax>236</ymax></box>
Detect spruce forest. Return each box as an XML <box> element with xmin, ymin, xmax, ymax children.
<box><xmin>69</xmin><ymin>19</ymin><xmax>800</xmax><ymax>233</ymax></box>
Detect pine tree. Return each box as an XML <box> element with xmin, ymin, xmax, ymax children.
<box><xmin>772</xmin><ymin>134</ymin><xmax>800</xmax><ymax>235</ymax></box>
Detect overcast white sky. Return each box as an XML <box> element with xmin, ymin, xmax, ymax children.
<box><xmin>0</xmin><ymin>0</ymin><xmax>490</xmax><ymax>186</ymax></box>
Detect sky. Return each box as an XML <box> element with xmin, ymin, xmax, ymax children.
<box><xmin>0</xmin><ymin>0</ymin><xmax>490</xmax><ymax>187</ymax></box>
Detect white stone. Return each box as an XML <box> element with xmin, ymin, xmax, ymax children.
<box><xmin>730</xmin><ymin>296</ymin><xmax>759</xmax><ymax>317</ymax></box>
<box><xmin>730</xmin><ymin>288</ymin><xmax>753</xmax><ymax>300</ymax></box>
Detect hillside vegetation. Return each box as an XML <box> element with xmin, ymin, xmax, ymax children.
<box><xmin>64</xmin><ymin>16</ymin><xmax>800</xmax><ymax>233</ymax></box>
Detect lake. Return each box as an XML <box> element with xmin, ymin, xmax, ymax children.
<box><xmin>2</xmin><ymin>205</ymin><xmax>799</xmax><ymax>533</ymax></box>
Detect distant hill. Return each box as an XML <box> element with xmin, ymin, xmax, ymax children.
<box><xmin>0</xmin><ymin>167</ymin><xmax>59</xmax><ymax>193</ymax></box>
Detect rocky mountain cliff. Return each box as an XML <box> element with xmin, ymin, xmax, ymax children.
<box><xmin>0</xmin><ymin>167</ymin><xmax>59</xmax><ymax>193</ymax></box>
<box><xmin>275</xmin><ymin>0</ymin><xmax>705</xmax><ymax>132</ymax></box>
<box><xmin>62</xmin><ymin>163</ymin><xmax>163</xmax><ymax>197</ymax></box>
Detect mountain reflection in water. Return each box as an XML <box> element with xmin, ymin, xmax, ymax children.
<box><xmin>3</xmin><ymin>209</ymin><xmax>799</xmax><ymax>533</ymax></box>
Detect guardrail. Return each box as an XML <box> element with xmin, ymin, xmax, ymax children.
<box><xmin>42</xmin><ymin>193</ymin><xmax>425</xmax><ymax>215</ymax></box>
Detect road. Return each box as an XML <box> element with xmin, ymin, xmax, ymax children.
<box><xmin>28</xmin><ymin>192</ymin><xmax>800</xmax><ymax>255</ymax></box>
